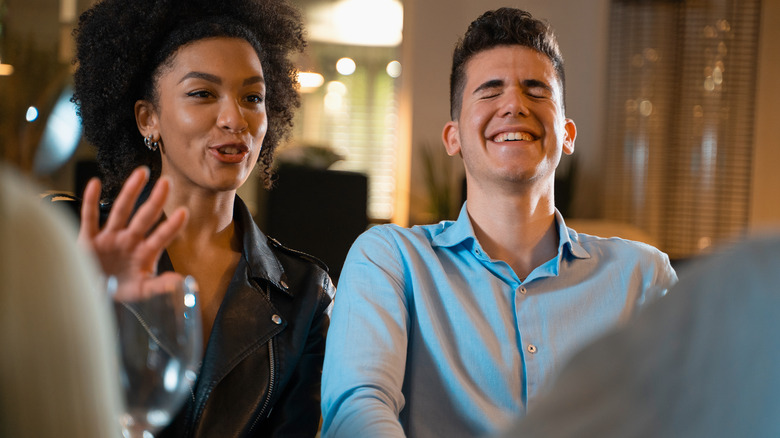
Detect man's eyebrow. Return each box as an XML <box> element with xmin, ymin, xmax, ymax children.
<box><xmin>473</xmin><ymin>79</ymin><xmax>504</xmax><ymax>94</ymax></box>
<box><xmin>523</xmin><ymin>79</ymin><xmax>553</xmax><ymax>93</ymax></box>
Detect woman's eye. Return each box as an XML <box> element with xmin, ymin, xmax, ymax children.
<box><xmin>246</xmin><ymin>94</ymin><xmax>265</xmax><ymax>104</ymax></box>
<box><xmin>187</xmin><ymin>90</ymin><xmax>212</xmax><ymax>98</ymax></box>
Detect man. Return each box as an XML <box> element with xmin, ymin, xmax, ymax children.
<box><xmin>498</xmin><ymin>235</ymin><xmax>780</xmax><ymax>438</ymax></box>
<box><xmin>321</xmin><ymin>8</ymin><xmax>677</xmax><ymax>437</ymax></box>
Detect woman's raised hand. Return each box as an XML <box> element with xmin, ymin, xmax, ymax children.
<box><xmin>78</xmin><ymin>166</ymin><xmax>189</xmax><ymax>301</ymax></box>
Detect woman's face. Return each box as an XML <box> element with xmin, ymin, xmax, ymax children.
<box><xmin>138</xmin><ymin>37</ymin><xmax>267</xmax><ymax>195</ymax></box>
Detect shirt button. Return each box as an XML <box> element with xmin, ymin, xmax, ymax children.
<box><xmin>519</xmin><ymin>286</ymin><xmax>527</xmax><ymax>295</ymax></box>
<box><xmin>527</xmin><ymin>344</ymin><xmax>537</xmax><ymax>354</ymax></box>
<box><xmin>271</xmin><ymin>314</ymin><xmax>283</xmax><ymax>325</ymax></box>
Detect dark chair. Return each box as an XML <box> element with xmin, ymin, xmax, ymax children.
<box><xmin>264</xmin><ymin>166</ymin><xmax>369</xmax><ymax>283</ymax></box>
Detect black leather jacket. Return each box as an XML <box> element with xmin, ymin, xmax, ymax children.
<box><xmin>157</xmin><ymin>195</ymin><xmax>335</xmax><ymax>437</ymax></box>
<box><xmin>46</xmin><ymin>192</ymin><xmax>334</xmax><ymax>436</ymax></box>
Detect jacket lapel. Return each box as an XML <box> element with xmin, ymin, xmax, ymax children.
<box><xmin>187</xmin><ymin>196</ymin><xmax>289</xmax><ymax>422</ymax></box>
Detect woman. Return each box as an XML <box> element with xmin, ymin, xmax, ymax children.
<box><xmin>71</xmin><ymin>0</ymin><xmax>334</xmax><ymax>436</ymax></box>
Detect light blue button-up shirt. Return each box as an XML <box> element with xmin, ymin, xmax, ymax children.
<box><xmin>322</xmin><ymin>204</ymin><xmax>677</xmax><ymax>438</ymax></box>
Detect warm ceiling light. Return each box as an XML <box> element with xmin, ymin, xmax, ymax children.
<box><xmin>336</xmin><ymin>58</ymin><xmax>356</xmax><ymax>76</ymax></box>
<box><xmin>386</xmin><ymin>60</ymin><xmax>402</xmax><ymax>78</ymax></box>
<box><xmin>0</xmin><ymin>64</ymin><xmax>14</xmax><ymax>76</ymax></box>
<box><xmin>307</xmin><ymin>0</ymin><xmax>403</xmax><ymax>47</ymax></box>
<box><xmin>297</xmin><ymin>71</ymin><xmax>325</xmax><ymax>93</ymax></box>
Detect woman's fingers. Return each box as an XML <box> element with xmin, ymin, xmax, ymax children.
<box><xmin>104</xmin><ymin>166</ymin><xmax>150</xmax><ymax>232</ymax></box>
<box><xmin>78</xmin><ymin>177</ymin><xmax>102</xmax><ymax>245</ymax></box>
<box><xmin>126</xmin><ymin>176</ymin><xmax>173</xmax><ymax>239</ymax></box>
<box><xmin>112</xmin><ymin>271</ymin><xmax>186</xmax><ymax>302</ymax></box>
<box><xmin>150</xmin><ymin>206</ymin><xmax>189</xmax><ymax>251</ymax></box>
<box><xmin>142</xmin><ymin>271</ymin><xmax>188</xmax><ymax>300</ymax></box>
<box><xmin>133</xmin><ymin>207</ymin><xmax>188</xmax><ymax>268</ymax></box>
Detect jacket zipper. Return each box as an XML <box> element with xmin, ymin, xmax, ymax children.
<box><xmin>120</xmin><ymin>302</ymin><xmax>175</xmax><ymax>357</ymax></box>
<box><xmin>250</xmin><ymin>338</ymin><xmax>276</xmax><ymax>431</ymax></box>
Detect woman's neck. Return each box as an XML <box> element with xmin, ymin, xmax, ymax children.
<box><xmin>164</xmin><ymin>187</ymin><xmax>238</xmax><ymax>246</ymax></box>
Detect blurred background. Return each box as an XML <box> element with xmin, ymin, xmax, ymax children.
<box><xmin>1</xmin><ymin>0</ymin><xmax>778</xmax><ymax>278</ymax></box>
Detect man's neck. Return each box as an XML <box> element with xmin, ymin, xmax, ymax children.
<box><xmin>466</xmin><ymin>185</ymin><xmax>559</xmax><ymax>281</ymax></box>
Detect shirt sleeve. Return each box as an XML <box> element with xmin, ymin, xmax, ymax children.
<box><xmin>640</xmin><ymin>245</ymin><xmax>679</xmax><ymax>307</ymax></box>
<box><xmin>321</xmin><ymin>226</ymin><xmax>410</xmax><ymax>437</ymax></box>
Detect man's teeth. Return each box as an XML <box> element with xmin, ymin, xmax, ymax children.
<box><xmin>493</xmin><ymin>132</ymin><xmax>534</xmax><ymax>143</ymax></box>
<box><xmin>220</xmin><ymin>147</ymin><xmax>240</xmax><ymax>154</ymax></box>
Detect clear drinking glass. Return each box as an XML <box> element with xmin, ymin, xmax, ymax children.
<box><xmin>110</xmin><ymin>275</ymin><xmax>203</xmax><ymax>438</ymax></box>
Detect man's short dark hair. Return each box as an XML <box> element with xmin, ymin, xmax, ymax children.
<box><xmin>449</xmin><ymin>8</ymin><xmax>565</xmax><ymax>120</ymax></box>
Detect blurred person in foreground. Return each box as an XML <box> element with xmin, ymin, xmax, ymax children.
<box><xmin>498</xmin><ymin>234</ymin><xmax>780</xmax><ymax>438</ymax></box>
<box><xmin>69</xmin><ymin>0</ymin><xmax>334</xmax><ymax>435</ymax></box>
<box><xmin>0</xmin><ymin>165</ymin><xmax>122</xmax><ymax>437</ymax></box>
<box><xmin>321</xmin><ymin>7</ymin><xmax>676</xmax><ymax>438</ymax></box>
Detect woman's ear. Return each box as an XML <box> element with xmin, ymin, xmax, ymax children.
<box><xmin>134</xmin><ymin>99</ymin><xmax>158</xmax><ymax>139</ymax></box>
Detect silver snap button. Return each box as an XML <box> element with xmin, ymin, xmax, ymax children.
<box><xmin>271</xmin><ymin>314</ymin><xmax>283</xmax><ymax>325</ymax></box>
<box><xmin>527</xmin><ymin>344</ymin><xmax>537</xmax><ymax>354</ymax></box>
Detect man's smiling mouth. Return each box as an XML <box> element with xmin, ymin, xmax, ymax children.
<box><xmin>492</xmin><ymin>132</ymin><xmax>535</xmax><ymax>143</ymax></box>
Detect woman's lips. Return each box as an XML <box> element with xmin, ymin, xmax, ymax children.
<box><xmin>209</xmin><ymin>143</ymin><xmax>249</xmax><ymax>164</ymax></box>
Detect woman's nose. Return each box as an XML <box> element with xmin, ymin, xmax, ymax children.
<box><xmin>218</xmin><ymin>99</ymin><xmax>249</xmax><ymax>133</ymax></box>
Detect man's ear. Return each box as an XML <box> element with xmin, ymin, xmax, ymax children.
<box><xmin>134</xmin><ymin>99</ymin><xmax>158</xmax><ymax>139</ymax></box>
<box><xmin>442</xmin><ymin>121</ymin><xmax>462</xmax><ymax>157</ymax></box>
<box><xmin>562</xmin><ymin>118</ymin><xmax>577</xmax><ymax>155</ymax></box>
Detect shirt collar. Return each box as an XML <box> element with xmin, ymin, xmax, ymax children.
<box><xmin>431</xmin><ymin>202</ymin><xmax>591</xmax><ymax>261</ymax></box>
<box><xmin>555</xmin><ymin>209</ymin><xmax>591</xmax><ymax>260</ymax></box>
<box><xmin>431</xmin><ymin>202</ymin><xmax>478</xmax><ymax>249</ymax></box>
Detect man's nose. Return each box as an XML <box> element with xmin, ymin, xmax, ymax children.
<box><xmin>500</xmin><ymin>89</ymin><xmax>530</xmax><ymax>117</ymax></box>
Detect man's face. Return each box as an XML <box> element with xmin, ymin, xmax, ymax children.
<box><xmin>443</xmin><ymin>45</ymin><xmax>576</xmax><ymax>192</ymax></box>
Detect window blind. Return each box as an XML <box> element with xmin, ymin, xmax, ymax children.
<box><xmin>604</xmin><ymin>0</ymin><xmax>761</xmax><ymax>259</ymax></box>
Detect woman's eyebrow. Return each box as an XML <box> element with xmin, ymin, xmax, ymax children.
<box><xmin>243</xmin><ymin>76</ymin><xmax>264</xmax><ymax>86</ymax></box>
<box><xmin>178</xmin><ymin>71</ymin><xmax>221</xmax><ymax>84</ymax></box>
<box><xmin>177</xmin><ymin>72</ymin><xmax>264</xmax><ymax>87</ymax></box>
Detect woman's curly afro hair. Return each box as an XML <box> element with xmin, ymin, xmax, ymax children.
<box><xmin>72</xmin><ymin>0</ymin><xmax>305</xmax><ymax>198</ymax></box>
